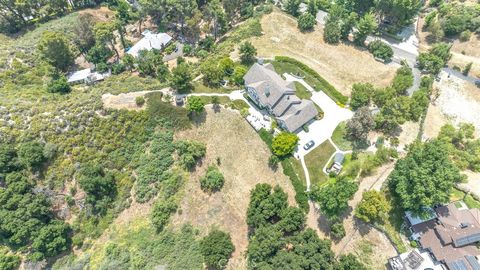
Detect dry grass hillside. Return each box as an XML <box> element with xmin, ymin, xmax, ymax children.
<box><xmin>171</xmin><ymin>106</ymin><xmax>296</xmax><ymax>270</ymax></box>
<box><xmin>242</xmin><ymin>9</ymin><xmax>397</xmax><ymax>96</ymax></box>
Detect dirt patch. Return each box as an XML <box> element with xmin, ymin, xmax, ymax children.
<box><xmin>101</xmin><ymin>88</ymin><xmax>170</xmax><ymax>110</ymax></box>
<box><xmin>398</xmin><ymin>121</ymin><xmax>420</xmax><ymax>148</ymax></box>
<box><xmin>458</xmin><ymin>170</ymin><xmax>480</xmax><ymax>199</ymax></box>
<box><xmin>423</xmin><ymin>103</ymin><xmax>449</xmax><ymax>139</ymax></box>
<box><xmin>245</xmin><ymin>9</ymin><xmax>397</xmax><ymax>96</ymax></box>
<box><xmin>433</xmin><ymin>71</ymin><xmax>480</xmax><ymax>137</ymax></box>
<box><xmin>171</xmin><ymin>107</ymin><xmax>296</xmax><ymax>270</ymax></box>
<box><xmin>80</xmin><ymin>6</ymin><xmax>114</xmax><ymax>22</ymax></box>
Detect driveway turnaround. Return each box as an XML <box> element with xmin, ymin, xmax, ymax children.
<box><xmin>284</xmin><ymin>74</ymin><xmax>353</xmax><ymax>190</ymax></box>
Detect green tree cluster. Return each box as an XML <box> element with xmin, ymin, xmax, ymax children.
<box><xmin>200</xmin><ymin>229</ymin><xmax>235</xmax><ymax>269</ymax></box>
<box><xmin>388</xmin><ymin>140</ymin><xmax>463</xmax><ymax>214</ymax></box>
<box><xmin>78</xmin><ymin>165</ymin><xmax>117</xmax><ymax>215</ymax></box>
<box><xmin>38</xmin><ymin>31</ymin><xmax>74</xmax><ymax>71</ymax></box>
<box><xmin>438</xmin><ymin>123</ymin><xmax>480</xmax><ymax>172</ymax></box>
<box><xmin>355</xmin><ymin>190</ymin><xmax>390</xmax><ymax>223</ymax></box>
<box><xmin>310</xmin><ymin>177</ymin><xmax>358</xmax><ymax>220</ymax></box>
<box><xmin>298</xmin><ymin>13</ymin><xmax>317</xmax><ymax>32</ymax></box>
<box><xmin>417</xmin><ymin>42</ymin><xmax>451</xmax><ymax>75</ymax></box>
<box><xmin>271</xmin><ymin>132</ymin><xmax>299</xmax><ymax>157</ymax></box>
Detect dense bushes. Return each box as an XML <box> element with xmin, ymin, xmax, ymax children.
<box><xmin>0</xmin><ymin>171</ymin><xmax>71</xmax><ymax>261</ymax></box>
<box><xmin>0</xmin><ymin>248</ymin><xmax>20</xmax><ymax>270</ymax></box>
<box><xmin>135</xmin><ymin>132</ymin><xmax>175</xmax><ymax>202</ymax></box>
<box><xmin>274</xmin><ymin>56</ymin><xmax>348</xmax><ymax>105</ymax></box>
<box><xmin>280</xmin><ymin>159</ymin><xmax>309</xmax><ymax>211</ymax></box>
<box><xmin>151</xmin><ymin>198</ymin><xmax>178</xmax><ymax>232</ymax></box>
<box><xmin>438</xmin><ymin>123</ymin><xmax>480</xmax><ymax>172</ymax></box>
<box><xmin>425</xmin><ymin>3</ymin><xmax>480</xmax><ymax>38</ymax></box>
<box><xmin>78</xmin><ymin>165</ymin><xmax>117</xmax><ymax>215</ymax></box>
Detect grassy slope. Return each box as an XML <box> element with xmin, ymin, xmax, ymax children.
<box><xmin>331</xmin><ymin>122</ymin><xmax>353</xmax><ymax>151</ymax></box>
<box><xmin>304</xmin><ymin>140</ymin><xmax>336</xmax><ymax>186</ymax></box>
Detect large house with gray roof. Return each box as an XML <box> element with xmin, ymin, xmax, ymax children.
<box><xmin>243</xmin><ymin>63</ymin><xmax>318</xmax><ymax>132</ymax></box>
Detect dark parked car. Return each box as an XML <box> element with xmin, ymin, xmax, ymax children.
<box><xmin>303</xmin><ymin>140</ymin><xmax>315</xmax><ymax>150</ymax></box>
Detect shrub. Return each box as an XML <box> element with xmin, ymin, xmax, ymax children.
<box><xmin>297</xmin><ymin>13</ymin><xmax>316</xmax><ymax>32</ymax></box>
<box><xmin>368</xmin><ymin>40</ymin><xmax>394</xmax><ymax>61</ymax></box>
<box><xmin>274</xmin><ymin>56</ymin><xmax>348</xmax><ymax>105</ymax></box>
<box><xmin>151</xmin><ymin>198</ymin><xmax>178</xmax><ymax>232</ymax></box>
<box><xmin>47</xmin><ymin>75</ymin><xmax>71</xmax><ymax>94</ymax></box>
<box><xmin>268</xmin><ymin>155</ymin><xmax>280</xmax><ymax>169</ymax></box>
<box><xmin>281</xmin><ymin>159</ymin><xmax>309</xmax><ymax>211</ymax></box>
<box><xmin>0</xmin><ymin>248</ymin><xmax>20</xmax><ymax>270</ymax></box>
<box><xmin>463</xmin><ymin>62</ymin><xmax>473</xmax><ymax>76</ymax></box>
<box><xmin>272</xmin><ymin>132</ymin><xmax>299</xmax><ymax>157</ymax></box>
<box><xmin>200</xmin><ymin>230</ymin><xmax>235</xmax><ymax>269</ymax></box>
<box><xmin>459</xmin><ymin>30</ymin><xmax>472</xmax><ymax>42</ymax></box>
<box><xmin>331</xmin><ymin>221</ymin><xmax>346</xmax><ymax>239</ymax></box>
<box><xmin>135</xmin><ymin>96</ymin><xmax>145</xmax><ymax>107</ymax></box>
<box><xmin>200</xmin><ymin>165</ymin><xmax>225</xmax><ymax>193</ymax></box>
<box><xmin>175</xmin><ymin>140</ymin><xmax>206</xmax><ymax>170</ymax></box>
<box><xmin>17</xmin><ymin>141</ymin><xmax>45</xmax><ymax>169</ymax></box>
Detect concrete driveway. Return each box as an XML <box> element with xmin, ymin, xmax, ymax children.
<box><xmin>283</xmin><ymin>74</ymin><xmax>353</xmax><ymax>158</ymax></box>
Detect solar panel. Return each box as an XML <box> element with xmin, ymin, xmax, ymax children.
<box><xmin>447</xmin><ymin>260</ymin><xmax>468</xmax><ymax>270</ymax></box>
<box><xmin>455</xmin><ymin>232</ymin><xmax>480</xmax><ymax>247</ymax></box>
<box><xmin>466</xmin><ymin>255</ymin><xmax>480</xmax><ymax>270</ymax></box>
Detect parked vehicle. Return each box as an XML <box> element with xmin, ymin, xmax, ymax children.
<box><xmin>303</xmin><ymin>140</ymin><xmax>315</xmax><ymax>150</ymax></box>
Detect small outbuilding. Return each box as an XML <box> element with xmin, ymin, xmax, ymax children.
<box><xmin>67</xmin><ymin>68</ymin><xmax>109</xmax><ymax>85</ymax></box>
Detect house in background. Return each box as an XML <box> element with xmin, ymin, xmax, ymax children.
<box><xmin>127</xmin><ymin>30</ymin><xmax>173</xmax><ymax>58</ymax></box>
<box><xmin>67</xmin><ymin>68</ymin><xmax>110</xmax><ymax>85</ymax></box>
<box><xmin>243</xmin><ymin>62</ymin><xmax>318</xmax><ymax>132</ymax></box>
<box><xmin>389</xmin><ymin>202</ymin><xmax>480</xmax><ymax>270</ymax></box>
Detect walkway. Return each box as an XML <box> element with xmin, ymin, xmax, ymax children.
<box><xmin>283</xmin><ymin>73</ymin><xmax>353</xmax><ymax>191</ymax></box>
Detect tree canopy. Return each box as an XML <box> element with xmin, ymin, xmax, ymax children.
<box><xmin>388</xmin><ymin>140</ymin><xmax>463</xmax><ymax>214</ymax></box>
<box><xmin>200</xmin><ymin>229</ymin><xmax>235</xmax><ymax>269</ymax></box>
<box><xmin>355</xmin><ymin>190</ymin><xmax>390</xmax><ymax>223</ymax></box>
<box><xmin>38</xmin><ymin>31</ymin><xmax>74</xmax><ymax>71</ymax></box>
<box><xmin>310</xmin><ymin>177</ymin><xmax>358</xmax><ymax>220</ymax></box>
<box><xmin>271</xmin><ymin>132</ymin><xmax>299</xmax><ymax>157</ymax></box>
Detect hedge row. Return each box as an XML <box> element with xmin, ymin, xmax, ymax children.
<box><xmin>281</xmin><ymin>159</ymin><xmax>309</xmax><ymax>212</ymax></box>
<box><xmin>274</xmin><ymin>56</ymin><xmax>349</xmax><ymax>105</ymax></box>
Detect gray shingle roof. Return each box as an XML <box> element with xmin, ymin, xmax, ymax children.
<box><xmin>244</xmin><ymin>63</ymin><xmax>318</xmax><ymax>132</ymax></box>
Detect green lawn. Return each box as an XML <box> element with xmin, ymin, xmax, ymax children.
<box><xmin>192</xmin><ymin>82</ymin><xmax>231</xmax><ymax>94</ymax></box>
<box><xmin>272</xmin><ymin>61</ymin><xmax>323</xmax><ymax>92</ymax></box>
<box><xmin>304</xmin><ymin>140</ymin><xmax>336</xmax><ymax>186</ymax></box>
<box><xmin>331</xmin><ymin>122</ymin><xmax>353</xmax><ymax>151</ymax></box>
<box><xmin>464</xmin><ymin>194</ymin><xmax>480</xmax><ymax>209</ymax></box>
<box><xmin>293</xmin><ymin>82</ymin><xmax>312</xmax><ymax>99</ymax></box>
<box><xmin>450</xmin><ymin>188</ymin><xmax>466</xmax><ymax>202</ymax></box>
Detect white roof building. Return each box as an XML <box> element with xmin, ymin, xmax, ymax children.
<box><xmin>127</xmin><ymin>31</ymin><xmax>173</xmax><ymax>57</ymax></box>
<box><xmin>67</xmin><ymin>68</ymin><xmax>109</xmax><ymax>85</ymax></box>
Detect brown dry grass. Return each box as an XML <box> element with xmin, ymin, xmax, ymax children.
<box><xmin>79</xmin><ymin>6</ymin><xmax>114</xmax><ymax>22</ymax></box>
<box><xmin>171</xmin><ymin>106</ymin><xmax>296</xmax><ymax>270</ymax></box>
<box><xmin>243</xmin><ymin>9</ymin><xmax>397</xmax><ymax>96</ymax></box>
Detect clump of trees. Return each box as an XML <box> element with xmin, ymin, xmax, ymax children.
<box><xmin>437</xmin><ymin>123</ymin><xmax>480</xmax><ymax>172</ymax></box>
<box><xmin>346</xmin><ymin>106</ymin><xmax>375</xmax><ymax>147</ymax></box>
<box><xmin>388</xmin><ymin>139</ymin><xmax>463</xmax><ymax>214</ymax></box>
<box><xmin>151</xmin><ymin>198</ymin><xmax>178</xmax><ymax>232</ymax></box>
<box><xmin>271</xmin><ymin>132</ymin><xmax>299</xmax><ymax>157</ymax></box>
<box><xmin>246</xmin><ymin>183</ymin><xmax>365</xmax><ymax>269</ymax></box>
<box><xmin>0</xmin><ymin>247</ymin><xmax>20</xmax><ymax>270</ymax></box>
<box><xmin>38</xmin><ymin>31</ymin><xmax>74</xmax><ymax>71</ymax></box>
<box><xmin>310</xmin><ymin>177</ymin><xmax>358</xmax><ymax>220</ymax></box>
<box><xmin>200</xmin><ymin>165</ymin><xmax>225</xmax><ymax>193</ymax></box>
<box><xmin>355</xmin><ymin>190</ymin><xmax>391</xmax><ymax>223</ymax></box>
<box><xmin>0</xmin><ymin>169</ymin><xmax>71</xmax><ymax>261</ymax></box>
<box><xmin>200</xmin><ymin>229</ymin><xmax>235</xmax><ymax>269</ymax></box>
<box><xmin>186</xmin><ymin>96</ymin><xmax>206</xmax><ymax>114</ymax></box>
<box><xmin>424</xmin><ymin>2</ymin><xmax>480</xmax><ymax>41</ymax></box>
<box><xmin>417</xmin><ymin>42</ymin><xmax>451</xmax><ymax>75</ymax></box>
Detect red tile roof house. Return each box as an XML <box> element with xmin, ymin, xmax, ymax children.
<box><xmin>401</xmin><ymin>203</ymin><xmax>480</xmax><ymax>270</ymax></box>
